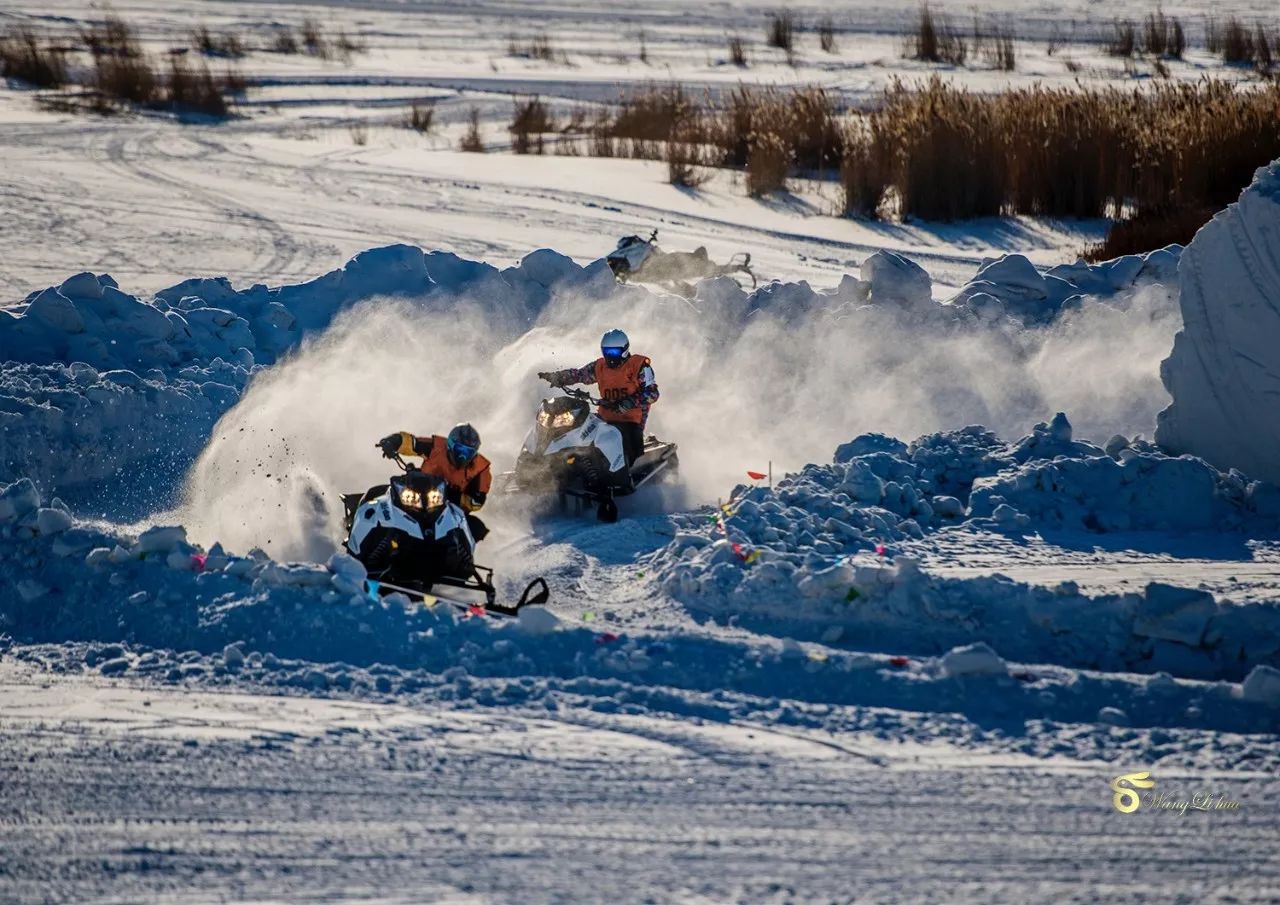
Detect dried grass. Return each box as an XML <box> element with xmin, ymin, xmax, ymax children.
<box><xmin>911</xmin><ymin>4</ymin><xmax>967</xmax><ymax>65</ymax></box>
<box><xmin>460</xmin><ymin>107</ymin><xmax>485</xmax><ymax>152</ymax></box>
<box><xmin>0</xmin><ymin>28</ymin><xmax>69</xmax><ymax>87</ymax></box>
<box><xmin>510</xmin><ymin>95</ymin><xmax>554</xmax><ymax>154</ymax></box>
<box><xmin>405</xmin><ymin>101</ymin><xmax>435</xmax><ymax>133</ymax></box>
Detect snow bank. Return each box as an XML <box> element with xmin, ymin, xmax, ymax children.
<box><xmin>651</xmin><ymin>414</ymin><xmax>1280</xmax><ymax>682</ymax></box>
<box><xmin>1</xmin><ymin>247</ymin><xmax>613</xmax><ymax>375</ymax></box>
<box><xmin>1157</xmin><ymin>160</ymin><xmax>1280</xmax><ymax>483</ymax></box>
<box><xmin>0</xmin><ymin>246</ymin><xmax>613</xmax><ymax>499</ymax></box>
<box><xmin>3</xmin><ymin>238</ymin><xmax>1182</xmax><ymax>513</ymax></box>
<box><xmin>948</xmin><ymin>247</ymin><xmax>1180</xmax><ymax>327</ymax></box>
<box><xmin>2</xmin><ymin>477</ymin><xmax>1276</xmax><ymax>737</ymax></box>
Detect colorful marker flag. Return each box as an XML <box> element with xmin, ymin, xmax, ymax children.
<box><xmin>889</xmin><ymin>656</ymin><xmax>909</xmax><ymax>667</ymax></box>
<box><xmin>746</xmin><ymin>470</ymin><xmax>767</xmax><ymax>481</ymax></box>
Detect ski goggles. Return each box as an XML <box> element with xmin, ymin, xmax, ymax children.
<box><xmin>448</xmin><ymin>439</ymin><xmax>478</xmax><ymax>463</ymax></box>
<box><xmin>602</xmin><ymin>346</ymin><xmax>628</xmax><ymax>361</ymax></box>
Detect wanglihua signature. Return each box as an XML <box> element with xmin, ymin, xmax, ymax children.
<box><xmin>1111</xmin><ymin>771</ymin><xmax>1243</xmax><ymax>815</ymax></box>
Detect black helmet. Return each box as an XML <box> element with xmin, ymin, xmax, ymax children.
<box><xmin>446</xmin><ymin>423</ymin><xmax>480</xmax><ymax>467</ymax></box>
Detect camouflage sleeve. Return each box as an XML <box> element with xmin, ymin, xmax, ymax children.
<box><xmin>557</xmin><ymin>361</ymin><xmax>598</xmax><ymax>386</ymax></box>
<box><xmin>636</xmin><ymin>364</ymin><xmax>659</xmax><ymax>404</ymax></box>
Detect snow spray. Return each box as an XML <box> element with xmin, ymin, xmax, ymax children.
<box><xmin>180</xmin><ymin>278</ymin><xmax>1179</xmax><ymax>559</ymax></box>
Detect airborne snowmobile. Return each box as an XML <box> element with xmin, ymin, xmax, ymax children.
<box><xmin>342</xmin><ymin>450</ymin><xmax>549</xmax><ymax>616</ymax></box>
<box><xmin>606</xmin><ymin>229</ymin><xmax>756</xmax><ymax>297</ymax></box>
<box><xmin>504</xmin><ymin>387</ymin><xmax>679</xmax><ymax>522</ymax></box>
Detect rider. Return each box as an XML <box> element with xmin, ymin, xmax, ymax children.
<box><xmin>538</xmin><ymin>329</ymin><xmax>659</xmax><ymax>468</ymax></box>
<box><xmin>378</xmin><ymin>423</ymin><xmax>491</xmax><ymax>541</ymax></box>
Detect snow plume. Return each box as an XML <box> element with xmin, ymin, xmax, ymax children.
<box><xmin>514</xmin><ymin>278</ymin><xmax>1181</xmax><ymax>499</ymax></box>
<box><xmin>180</xmin><ymin>298</ymin><xmax>520</xmax><ymax>560</ymax></box>
<box><xmin>180</xmin><ymin>256</ymin><xmax>1180</xmax><ymax>559</ymax></box>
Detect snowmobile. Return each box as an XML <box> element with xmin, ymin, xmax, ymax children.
<box><xmin>606</xmin><ymin>229</ymin><xmax>756</xmax><ymax>297</ymax></box>
<box><xmin>503</xmin><ymin>387</ymin><xmax>679</xmax><ymax>522</ymax></box>
<box><xmin>341</xmin><ymin>450</ymin><xmax>549</xmax><ymax>616</ymax></box>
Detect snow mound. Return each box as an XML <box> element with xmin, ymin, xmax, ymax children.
<box><xmin>940</xmin><ymin>642</ymin><xmax>1007</xmax><ymax>678</ymax></box>
<box><xmin>1157</xmin><ymin>160</ymin><xmax>1280</xmax><ymax>482</ymax></box>
<box><xmin>0</xmin><ymin>245</ymin><xmax>606</xmax><ymax>374</ymax></box>
<box><xmin>651</xmin><ymin>415</ymin><xmax>1280</xmax><ymax>681</ymax></box>
<box><xmin>949</xmin><ymin>248</ymin><xmax>1180</xmax><ymax>326</ymax></box>
<box><xmin>0</xmin><ymin>247</ymin><xmax>615</xmax><ymax>497</ymax></box>
<box><xmin>2</xmin><ymin>475</ymin><xmax>1277</xmax><ymax>737</ymax></box>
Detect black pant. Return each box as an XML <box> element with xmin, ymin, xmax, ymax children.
<box><xmin>608</xmin><ymin>420</ymin><xmax>645</xmax><ymax>468</ymax></box>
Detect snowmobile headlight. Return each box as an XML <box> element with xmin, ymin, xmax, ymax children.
<box><xmin>538</xmin><ymin>410</ymin><xmax>579</xmax><ymax>429</ymax></box>
<box><xmin>398</xmin><ymin>486</ymin><xmax>424</xmax><ymax>510</ymax></box>
<box><xmin>425</xmin><ymin>487</ymin><xmax>445</xmax><ymax>511</ymax></box>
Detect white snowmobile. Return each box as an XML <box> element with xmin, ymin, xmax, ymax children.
<box><xmin>342</xmin><ymin>450</ymin><xmax>549</xmax><ymax>616</ymax></box>
<box><xmin>504</xmin><ymin>387</ymin><xmax>679</xmax><ymax>522</ymax></box>
<box><xmin>606</xmin><ymin>229</ymin><xmax>756</xmax><ymax>297</ymax></box>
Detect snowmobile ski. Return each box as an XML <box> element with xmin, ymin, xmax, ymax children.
<box><xmin>364</xmin><ymin>575</ymin><xmax>550</xmax><ymax>618</ymax></box>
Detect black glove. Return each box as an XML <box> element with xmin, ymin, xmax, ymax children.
<box><xmin>378</xmin><ymin>433</ymin><xmax>402</xmax><ymax>458</ymax></box>
<box><xmin>538</xmin><ymin>370</ymin><xmax>563</xmax><ymax>387</ymax></box>
<box><xmin>613</xmin><ymin>395</ymin><xmax>637</xmax><ymax>412</ymax></box>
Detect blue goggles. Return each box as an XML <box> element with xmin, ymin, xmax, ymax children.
<box><xmin>448</xmin><ymin>439</ymin><xmax>478</xmax><ymax>462</ymax></box>
<box><xmin>602</xmin><ymin>346</ymin><xmax>627</xmax><ymax>360</ymax></box>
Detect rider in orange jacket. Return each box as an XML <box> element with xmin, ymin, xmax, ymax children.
<box><xmin>378</xmin><ymin>422</ymin><xmax>491</xmax><ymax>540</ymax></box>
<box><xmin>538</xmin><ymin>329</ymin><xmax>659</xmax><ymax>467</ymax></box>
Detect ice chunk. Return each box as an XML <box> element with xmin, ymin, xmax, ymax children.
<box><xmin>834</xmin><ymin>433</ymin><xmax>907</xmax><ymax>463</ymax></box>
<box><xmin>860</xmin><ymin>251</ymin><xmax>932</xmax><ymax>308</ymax></box>
<box><xmin>59</xmin><ymin>272</ymin><xmax>105</xmax><ymax>300</ymax></box>
<box><xmin>327</xmin><ymin>553</ymin><xmax>368</xmax><ymax>582</ymax></box>
<box><xmin>517</xmin><ymin>606</ymin><xmax>560</xmax><ymax>634</ymax></box>
<box><xmin>0</xmin><ymin>479</ymin><xmax>41</xmax><ymax>522</ymax></box>
<box><xmin>1241</xmin><ymin>664</ymin><xmax>1280</xmax><ymax>704</ymax></box>
<box><xmin>940</xmin><ymin>642</ymin><xmax>1007</xmax><ymax>677</ymax></box>
<box><xmin>26</xmin><ymin>288</ymin><xmax>84</xmax><ymax>333</ymax></box>
<box><xmin>35</xmin><ymin>507</ymin><xmax>73</xmax><ymax>535</ymax></box>
<box><xmin>136</xmin><ymin>525</ymin><xmax>187</xmax><ymax>554</ymax></box>
<box><xmin>1132</xmin><ymin>584</ymin><xmax>1216</xmax><ymax>647</ymax></box>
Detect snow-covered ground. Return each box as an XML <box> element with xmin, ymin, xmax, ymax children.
<box><xmin>4</xmin><ymin>655</ymin><xmax>1279</xmax><ymax>904</ymax></box>
<box><xmin>12</xmin><ymin>0</ymin><xmax>1277</xmax><ymax>297</ymax></box>
<box><xmin>4</xmin><ymin>2</ymin><xmax>1280</xmax><ymax>902</ymax></box>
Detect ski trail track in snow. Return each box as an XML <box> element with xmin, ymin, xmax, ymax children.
<box><xmin>4</xmin><ymin>660</ymin><xmax>1277</xmax><ymax>905</ymax></box>
<box><xmin>0</xmin><ymin>86</ymin><xmax>1082</xmax><ymax>300</ymax></box>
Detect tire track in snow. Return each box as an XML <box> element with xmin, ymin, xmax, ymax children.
<box><xmin>100</xmin><ymin>130</ymin><xmax>306</xmax><ymax>283</ymax></box>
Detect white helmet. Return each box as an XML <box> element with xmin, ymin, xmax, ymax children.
<box><xmin>601</xmin><ymin>329</ymin><xmax>630</xmax><ymax>367</ymax></box>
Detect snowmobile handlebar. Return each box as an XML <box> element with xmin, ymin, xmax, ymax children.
<box><xmin>374</xmin><ymin>446</ymin><xmax>424</xmax><ymax>474</ymax></box>
<box><xmin>560</xmin><ymin>386</ymin><xmax>607</xmax><ymax>406</ymax></box>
